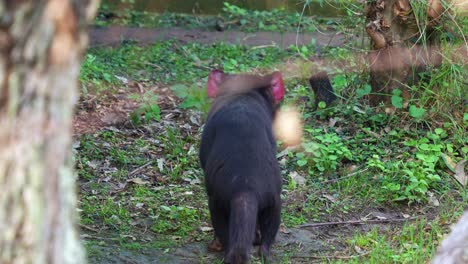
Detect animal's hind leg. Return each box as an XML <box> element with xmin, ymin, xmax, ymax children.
<box><xmin>208</xmin><ymin>197</ymin><xmax>229</xmax><ymax>251</ymax></box>
<box><xmin>253</xmin><ymin>224</ymin><xmax>261</xmax><ymax>246</ymax></box>
<box><xmin>257</xmin><ymin>200</ymin><xmax>281</xmax><ymax>262</ymax></box>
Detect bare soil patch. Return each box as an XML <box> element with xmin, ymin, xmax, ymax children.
<box><xmin>89</xmin><ymin>26</ymin><xmax>346</xmax><ymax>48</ymax></box>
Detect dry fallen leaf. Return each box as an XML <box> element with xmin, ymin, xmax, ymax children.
<box><xmin>279</xmin><ymin>226</ymin><xmax>290</xmax><ymax>234</ymax></box>
<box><xmin>328</xmin><ymin>117</ymin><xmax>338</xmax><ymax>128</ymax></box>
<box><xmin>441</xmin><ymin>153</ymin><xmax>457</xmax><ymax>173</ymax></box>
<box><xmin>323</xmin><ymin>194</ymin><xmax>337</xmax><ymax>203</ymax></box>
<box><xmin>157</xmin><ymin>158</ymin><xmax>165</xmax><ymax>172</ymax></box>
<box><xmin>428</xmin><ymin>191</ymin><xmax>440</xmax><ymax>207</ymax></box>
<box><xmin>86</xmin><ymin>160</ymin><xmax>100</xmax><ymax>169</ymax></box>
<box><xmin>200</xmin><ymin>226</ymin><xmax>213</xmax><ymax>232</ymax></box>
<box><xmin>127</xmin><ymin>177</ymin><xmax>150</xmax><ymax>185</ymax></box>
<box><xmin>354</xmin><ymin>245</ymin><xmax>365</xmax><ymax>254</ymax></box>
<box><xmin>289</xmin><ymin>171</ymin><xmax>306</xmax><ymax>186</ymax></box>
<box><xmin>454</xmin><ymin>160</ymin><xmax>467</xmax><ymax>187</ymax></box>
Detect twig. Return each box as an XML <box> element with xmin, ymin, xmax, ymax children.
<box><xmin>191</xmin><ymin>63</ymin><xmax>212</xmax><ymax>70</ymax></box>
<box><xmin>79</xmin><ymin>223</ymin><xmax>99</xmax><ymax>233</ymax></box>
<box><xmin>291</xmin><ymin>251</ymin><xmax>369</xmax><ymax>260</ymax></box>
<box><xmin>142</xmin><ymin>61</ymin><xmax>162</xmax><ymax>70</ymax></box>
<box><xmin>361</xmin><ymin>128</ymin><xmax>381</xmax><ymax>139</ymax></box>
<box><xmin>128</xmin><ymin>161</ymin><xmax>153</xmax><ymax>177</ymax></box>
<box><xmin>80</xmin><ymin>234</ymin><xmax>117</xmax><ymax>241</ymax></box>
<box><xmin>299</xmin><ymin>217</ymin><xmax>418</xmax><ymax>228</ymax></box>
<box><xmin>251</xmin><ymin>44</ymin><xmax>278</xmax><ymax>50</ymax></box>
<box><xmin>320</xmin><ymin>168</ymin><xmax>368</xmax><ymax>184</ymax></box>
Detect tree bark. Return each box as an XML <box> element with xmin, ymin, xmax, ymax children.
<box><xmin>365</xmin><ymin>0</ymin><xmax>443</xmax><ymax>105</ymax></box>
<box><xmin>0</xmin><ymin>1</ymin><xmax>99</xmax><ymax>263</ymax></box>
<box><xmin>433</xmin><ymin>211</ymin><xmax>468</xmax><ymax>264</ymax></box>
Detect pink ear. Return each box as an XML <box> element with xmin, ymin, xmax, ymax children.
<box><xmin>207</xmin><ymin>70</ymin><xmax>224</xmax><ymax>98</ymax></box>
<box><xmin>271</xmin><ymin>72</ymin><xmax>285</xmax><ymax>103</ymax></box>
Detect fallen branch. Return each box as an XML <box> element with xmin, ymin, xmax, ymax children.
<box><xmin>78</xmin><ymin>223</ymin><xmax>99</xmax><ymax>233</ymax></box>
<box><xmin>298</xmin><ymin>217</ymin><xmax>417</xmax><ymax>228</ymax></box>
<box><xmin>292</xmin><ymin>251</ymin><xmax>369</xmax><ymax>260</ymax></box>
<box><xmin>251</xmin><ymin>44</ymin><xmax>278</xmax><ymax>50</ymax></box>
<box><xmin>128</xmin><ymin>161</ymin><xmax>153</xmax><ymax>177</ymax></box>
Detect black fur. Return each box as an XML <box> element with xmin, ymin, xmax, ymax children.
<box><xmin>199</xmin><ymin>87</ymin><xmax>282</xmax><ymax>264</ymax></box>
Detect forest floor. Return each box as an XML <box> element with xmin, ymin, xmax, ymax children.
<box><xmin>76</xmin><ymin>28</ymin><xmax>353</xmax><ymax>263</ymax></box>
<box><xmin>75</xmin><ymin>26</ymin><xmax>349</xmax><ymax>135</ymax></box>
<box><xmin>76</xmin><ymin>22</ymin><xmax>467</xmax><ymax>264</ymax></box>
<box><xmin>75</xmin><ymin>87</ymin><xmax>437</xmax><ymax>264</ymax></box>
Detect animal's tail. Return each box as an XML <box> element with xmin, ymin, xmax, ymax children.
<box><xmin>225</xmin><ymin>192</ymin><xmax>258</xmax><ymax>264</ymax></box>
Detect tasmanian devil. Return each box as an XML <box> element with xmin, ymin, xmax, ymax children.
<box><xmin>199</xmin><ymin>69</ymin><xmax>284</xmax><ymax>264</ymax></box>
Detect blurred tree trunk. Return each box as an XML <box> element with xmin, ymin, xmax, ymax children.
<box><xmin>433</xmin><ymin>211</ymin><xmax>468</xmax><ymax>263</ymax></box>
<box><xmin>365</xmin><ymin>0</ymin><xmax>444</xmax><ymax>105</ymax></box>
<box><xmin>0</xmin><ymin>1</ymin><xmax>99</xmax><ymax>263</ymax></box>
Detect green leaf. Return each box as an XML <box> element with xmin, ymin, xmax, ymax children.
<box><xmin>409</xmin><ymin>105</ymin><xmax>425</xmax><ymax>119</ymax></box>
<box><xmin>170</xmin><ymin>84</ymin><xmax>189</xmax><ymax>98</ymax></box>
<box><xmin>356</xmin><ymin>84</ymin><xmax>371</xmax><ymax>98</ymax></box>
<box><xmin>103</xmin><ymin>73</ymin><xmax>112</xmax><ymax>82</ymax></box>
<box><xmin>297</xmin><ymin>159</ymin><xmax>307</xmax><ymax>166</ymax></box>
<box><xmin>462</xmin><ymin>146</ymin><xmax>468</xmax><ymax>154</ymax></box>
<box><xmin>446</xmin><ymin>144</ymin><xmax>454</xmax><ymax>153</ymax></box>
<box><xmin>160</xmin><ymin>205</ymin><xmax>171</xmax><ymax>211</ymax></box>
<box><xmin>391</xmin><ymin>90</ymin><xmax>403</xmax><ymax>109</ymax></box>
<box><xmin>332</xmin><ymin>74</ymin><xmax>347</xmax><ymax>89</ymax></box>
<box><xmin>392</xmin><ymin>89</ymin><xmax>402</xmax><ymax>96</ymax></box>
<box><xmin>179</xmin><ymin>99</ymin><xmax>199</xmax><ymax>109</ymax></box>
<box><xmin>419</xmin><ymin>143</ymin><xmax>430</xmax><ymax>151</ymax></box>
<box><xmin>434</xmin><ymin>128</ymin><xmax>444</xmax><ymax>135</ymax></box>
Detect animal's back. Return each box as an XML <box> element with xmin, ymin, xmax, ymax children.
<box><xmin>199</xmin><ymin>93</ymin><xmax>280</xmax><ymax>203</ymax></box>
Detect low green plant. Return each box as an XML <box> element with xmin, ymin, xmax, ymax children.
<box><xmin>94</xmin><ymin>2</ymin><xmax>334</xmax><ymax>32</ymax></box>
<box><xmin>170</xmin><ymin>83</ymin><xmax>210</xmax><ymax>113</ymax></box>
<box><xmin>366</xmin><ymin>129</ymin><xmax>450</xmax><ymax>203</ymax></box>
<box><xmin>157</xmin><ymin>128</ymin><xmax>199</xmax><ymax>180</ymax></box>
<box><xmin>222</xmin><ymin>2</ymin><xmax>321</xmax><ymax>32</ymax></box>
<box><xmin>81</xmin><ymin>196</ymin><xmax>131</xmax><ymax>230</ymax></box>
<box><xmin>80</xmin><ymin>53</ymin><xmax>116</xmax><ymax>92</ymax></box>
<box><xmin>152</xmin><ymin>205</ymin><xmax>200</xmax><ymax>237</ymax></box>
<box><xmin>80</xmin><ymin>41</ymin><xmax>291</xmax><ymax>88</ymax></box>
<box><xmin>222</xmin><ymin>2</ymin><xmax>317</xmax><ymax>32</ymax></box>
<box><xmin>295</xmin><ymin>128</ymin><xmax>352</xmax><ymax>173</ymax></box>
<box><xmin>129</xmin><ymin>91</ymin><xmax>161</xmax><ymax>125</ymax></box>
<box><xmin>391</xmin><ymin>89</ymin><xmax>404</xmax><ymax>109</ymax></box>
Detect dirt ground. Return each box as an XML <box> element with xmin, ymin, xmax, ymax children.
<box><xmin>86</xmin><ymin>227</ymin><xmax>338</xmax><ymax>263</ymax></box>
<box><xmin>89</xmin><ymin>26</ymin><xmax>347</xmax><ymax>48</ymax></box>
<box><xmin>86</xmin><ymin>223</ymin><xmax>410</xmax><ymax>264</ymax></box>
